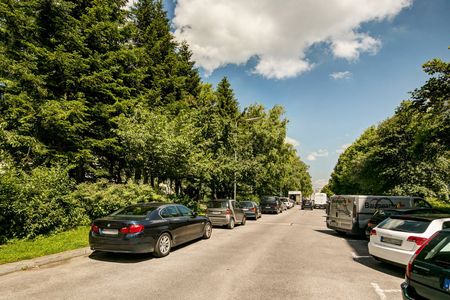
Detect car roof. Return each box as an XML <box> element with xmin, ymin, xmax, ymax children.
<box><xmin>391</xmin><ymin>214</ymin><xmax>450</xmax><ymax>221</ymax></box>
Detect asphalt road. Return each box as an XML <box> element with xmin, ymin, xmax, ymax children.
<box><xmin>0</xmin><ymin>208</ymin><xmax>405</xmax><ymax>300</ymax></box>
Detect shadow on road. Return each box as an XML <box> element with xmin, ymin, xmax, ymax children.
<box><xmin>315</xmin><ymin>228</ymin><xmax>405</xmax><ymax>279</ymax></box>
<box><xmin>88</xmin><ymin>237</ymin><xmax>206</xmax><ymax>263</ymax></box>
<box><xmin>89</xmin><ymin>251</ymin><xmax>154</xmax><ymax>263</ymax></box>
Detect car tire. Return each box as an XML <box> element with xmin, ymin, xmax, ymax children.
<box><xmin>203</xmin><ymin>222</ymin><xmax>212</xmax><ymax>239</ymax></box>
<box><xmin>241</xmin><ymin>216</ymin><xmax>246</xmax><ymax>226</ymax></box>
<box><xmin>227</xmin><ymin>218</ymin><xmax>235</xmax><ymax>229</ymax></box>
<box><xmin>153</xmin><ymin>232</ymin><xmax>172</xmax><ymax>258</ymax></box>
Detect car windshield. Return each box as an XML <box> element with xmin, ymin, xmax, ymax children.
<box><xmin>240</xmin><ymin>202</ymin><xmax>253</xmax><ymax>208</ymax></box>
<box><xmin>207</xmin><ymin>201</ymin><xmax>229</xmax><ymax>208</ymax></box>
<box><xmin>112</xmin><ymin>205</ymin><xmax>157</xmax><ymax>216</ymax></box>
<box><xmin>261</xmin><ymin>197</ymin><xmax>276</xmax><ymax>203</ymax></box>
<box><xmin>378</xmin><ymin>217</ymin><xmax>431</xmax><ymax>233</ymax></box>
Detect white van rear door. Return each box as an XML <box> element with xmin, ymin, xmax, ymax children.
<box><xmin>328</xmin><ymin>196</ymin><xmax>354</xmax><ymax>230</ymax></box>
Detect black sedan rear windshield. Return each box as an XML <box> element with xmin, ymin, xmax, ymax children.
<box><xmin>112</xmin><ymin>205</ymin><xmax>157</xmax><ymax>216</ymax></box>
<box><xmin>240</xmin><ymin>202</ymin><xmax>253</xmax><ymax>208</ymax></box>
<box><xmin>207</xmin><ymin>201</ymin><xmax>229</xmax><ymax>208</ymax></box>
<box><xmin>378</xmin><ymin>217</ymin><xmax>431</xmax><ymax>233</ymax></box>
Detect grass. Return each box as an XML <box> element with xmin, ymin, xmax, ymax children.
<box><xmin>0</xmin><ymin>226</ymin><xmax>90</xmax><ymax>265</ymax></box>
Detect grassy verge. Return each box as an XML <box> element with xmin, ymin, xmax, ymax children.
<box><xmin>0</xmin><ymin>226</ymin><xmax>90</xmax><ymax>265</ymax></box>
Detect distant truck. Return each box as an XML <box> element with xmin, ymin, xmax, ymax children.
<box><xmin>312</xmin><ymin>193</ymin><xmax>327</xmax><ymax>209</ymax></box>
<box><xmin>288</xmin><ymin>191</ymin><xmax>302</xmax><ymax>205</ymax></box>
<box><xmin>326</xmin><ymin>195</ymin><xmax>431</xmax><ymax>236</ymax></box>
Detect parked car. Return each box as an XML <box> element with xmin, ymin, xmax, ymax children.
<box><xmin>301</xmin><ymin>198</ymin><xmax>313</xmax><ymax>210</ymax></box>
<box><xmin>365</xmin><ymin>208</ymin><xmax>443</xmax><ymax>237</ymax></box>
<box><xmin>368</xmin><ymin>214</ymin><xmax>450</xmax><ymax>266</ymax></box>
<box><xmin>279</xmin><ymin>198</ymin><xmax>288</xmax><ymax>211</ymax></box>
<box><xmin>289</xmin><ymin>198</ymin><xmax>296</xmax><ymax>208</ymax></box>
<box><xmin>89</xmin><ymin>203</ymin><xmax>212</xmax><ymax>257</ymax></box>
<box><xmin>240</xmin><ymin>201</ymin><xmax>262</xmax><ymax>220</ymax></box>
<box><xmin>261</xmin><ymin>196</ymin><xmax>282</xmax><ymax>214</ymax></box>
<box><xmin>206</xmin><ymin>199</ymin><xmax>246</xmax><ymax>229</ymax></box>
<box><xmin>280</xmin><ymin>197</ymin><xmax>293</xmax><ymax>209</ymax></box>
<box><xmin>401</xmin><ymin>229</ymin><xmax>450</xmax><ymax>300</ymax></box>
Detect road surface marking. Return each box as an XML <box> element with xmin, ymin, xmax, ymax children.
<box><xmin>371</xmin><ymin>283</ymin><xmax>401</xmax><ymax>300</ymax></box>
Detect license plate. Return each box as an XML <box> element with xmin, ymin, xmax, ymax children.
<box><xmin>101</xmin><ymin>228</ymin><xmax>118</xmax><ymax>235</ymax></box>
<box><xmin>212</xmin><ymin>211</ymin><xmax>221</xmax><ymax>215</ymax></box>
<box><xmin>443</xmin><ymin>278</ymin><xmax>450</xmax><ymax>291</ymax></box>
<box><xmin>242</xmin><ymin>209</ymin><xmax>248</xmax><ymax>211</ymax></box>
<box><xmin>266</xmin><ymin>206</ymin><xmax>270</xmax><ymax>208</ymax></box>
<box><xmin>381</xmin><ymin>236</ymin><xmax>402</xmax><ymax>246</ymax></box>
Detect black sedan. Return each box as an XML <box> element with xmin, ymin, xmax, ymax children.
<box><xmin>89</xmin><ymin>202</ymin><xmax>212</xmax><ymax>257</ymax></box>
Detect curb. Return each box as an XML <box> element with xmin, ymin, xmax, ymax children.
<box><xmin>0</xmin><ymin>247</ymin><xmax>93</xmax><ymax>277</ymax></box>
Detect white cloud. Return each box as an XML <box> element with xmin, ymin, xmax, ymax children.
<box><xmin>313</xmin><ymin>179</ymin><xmax>329</xmax><ymax>190</ymax></box>
<box><xmin>285</xmin><ymin>136</ymin><xmax>300</xmax><ymax>148</ymax></box>
<box><xmin>172</xmin><ymin>0</ymin><xmax>411</xmax><ymax>79</ymax></box>
<box><xmin>336</xmin><ymin>144</ymin><xmax>351</xmax><ymax>154</ymax></box>
<box><xmin>330</xmin><ymin>71</ymin><xmax>352</xmax><ymax>80</ymax></box>
<box><xmin>307</xmin><ymin>149</ymin><xmax>329</xmax><ymax>161</ymax></box>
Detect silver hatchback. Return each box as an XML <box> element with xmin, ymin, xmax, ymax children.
<box><xmin>206</xmin><ymin>199</ymin><xmax>246</xmax><ymax>229</ymax></box>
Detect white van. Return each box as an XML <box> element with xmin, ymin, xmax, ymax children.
<box><xmin>326</xmin><ymin>195</ymin><xmax>431</xmax><ymax>235</ymax></box>
<box><xmin>313</xmin><ymin>193</ymin><xmax>327</xmax><ymax>209</ymax></box>
<box><xmin>288</xmin><ymin>191</ymin><xmax>302</xmax><ymax>205</ymax></box>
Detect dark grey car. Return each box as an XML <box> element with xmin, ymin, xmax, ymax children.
<box><xmin>206</xmin><ymin>199</ymin><xmax>246</xmax><ymax>229</ymax></box>
<box><xmin>240</xmin><ymin>201</ymin><xmax>262</xmax><ymax>220</ymax></box>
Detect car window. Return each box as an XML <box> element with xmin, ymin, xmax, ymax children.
<box><xmin>416</xmin><ymin>232</ymin><xmax>450</xmax><ymax>268</ymax></box>
<box><xmin>378</xmin><ymin>218</ymin><xmax>431</xmax><ymax>233</ymax></box>
<box><xmin>207</xmin><ymin>201</ymin><xmax>228</xmax><ymax>208</ymax></box>
<box><xmin>443</xmin><ymin>222</ymin><xmax>450</xmax><ymax>229</ymax></box>
<box><xmin>240</xmin><ymin>202</ymin><xmax>253</xmax><ymax>208</ymax></box>
<box><xmin>177</xmin><ymin>205</ymin><xmax>193</xmax><ymax>217</ymax></box>
<box><xmin>414</xmin><ymin>198</ymin><xmax>431</xmax><ymax>208</ymax></box>
<box><xmin>160</xmin><ymin>206</ymin><xmax>181</xmax><ymax>218</ymax></box>
<box><xmin>232</xmin><ymin>201</ymin><xmax>239</xmax><ymax>208</ymax></box>
<box><xmin>112</xmin><ymin>205</ymin><xmax>157</xmax><ymax>216</ymax></box>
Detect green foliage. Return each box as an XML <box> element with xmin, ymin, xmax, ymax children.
<box><xmin>0</xmin><ymin>166</ymin><xmax>88</xmax><ymax>242</ymax></box>
<box><xmin>329</xmin><ymin>57</ymin><xmax>450</xmax><ymax>203</ymax></box>
<box><xmin>70</xmin><ymin>180</ymin><xmax>166</xmax><ymax>220</ymax></box>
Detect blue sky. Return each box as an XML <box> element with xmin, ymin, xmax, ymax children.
<box><xmin>163</xmin><ymin>0</ymin><xmax>450</xmax><ymax>189</ymax></box>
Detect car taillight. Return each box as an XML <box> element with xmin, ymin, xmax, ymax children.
<box><xmin>225</xmin><ymin>208</ymin><xmax>231</xmax><ymax>215</ymax></box>
<box><xmin>407</xmin><ymin>236</ymin><xmax>428</xmax><ymax>246</ymax></box>
<box><xmin>406</xmin><ymin>232</ymin><xmax>439</xmax><ymax>278</ymax></box>
<box><xmin>370</xmin><ymin>229</ymin><xmax>377</xmax><ymax>236</ymax></box>
<box><xmin>91</xmin><ymin>224</ymin><xmax>99</xmax><ymax>233</ymax></box>
<box><xmin>119</xmin><ymin>224</ymin><xmax>144</xmax><ymax>234</ymax></box>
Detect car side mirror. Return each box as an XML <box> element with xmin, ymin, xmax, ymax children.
<box><xmin>191</xmin><ymin>212</ymin><xmax>197</xmax><ymax>217</ymax></box>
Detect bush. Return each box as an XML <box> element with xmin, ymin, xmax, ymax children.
<box><xmin>71</xmin><ymin>180</ymin><xmax>167</xmax><ymax>220</ymax></box>
<box><xmin>0</xmin><ymin>166</ymin><xmax>88</xmax><ymax>242</ymax></box>
<box><xmin>169</xmin><ymin>194</ymin><xmax>201</xmax><ymax>213</ymax></box>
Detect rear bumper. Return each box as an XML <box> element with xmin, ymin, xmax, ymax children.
<box><xmin>207</xmin><ymin>215</ymin><xmax>231</xmax><ymax>226</ymax></box>
<box><xmin>401</xmin><ymin>281</ymin><xmax>415</xmax><ymax>300</ymax></box>
<box><xmin>368</xmin><ymin>241</ymin><xmax>412</xmax><ymax>266</ymax></box>
<box><xmin>243</xmin><ymin>211</ymin><xmax>258</xmax><ymax>218</ymax></box>
<box><xmin>261</xmin><ymin>207</ymin><xmax>278</xmax><ymax>213</ymax></box>
<box><xmin>89</xmin><ymin>233</ymin><xmax>155</xmax><ymax>254</ymax></box>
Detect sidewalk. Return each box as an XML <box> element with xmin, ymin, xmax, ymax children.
<box><xmin>0</xmin><ymin>247</ymin><xmax>92</xmax><ymax>276</ymax></box>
